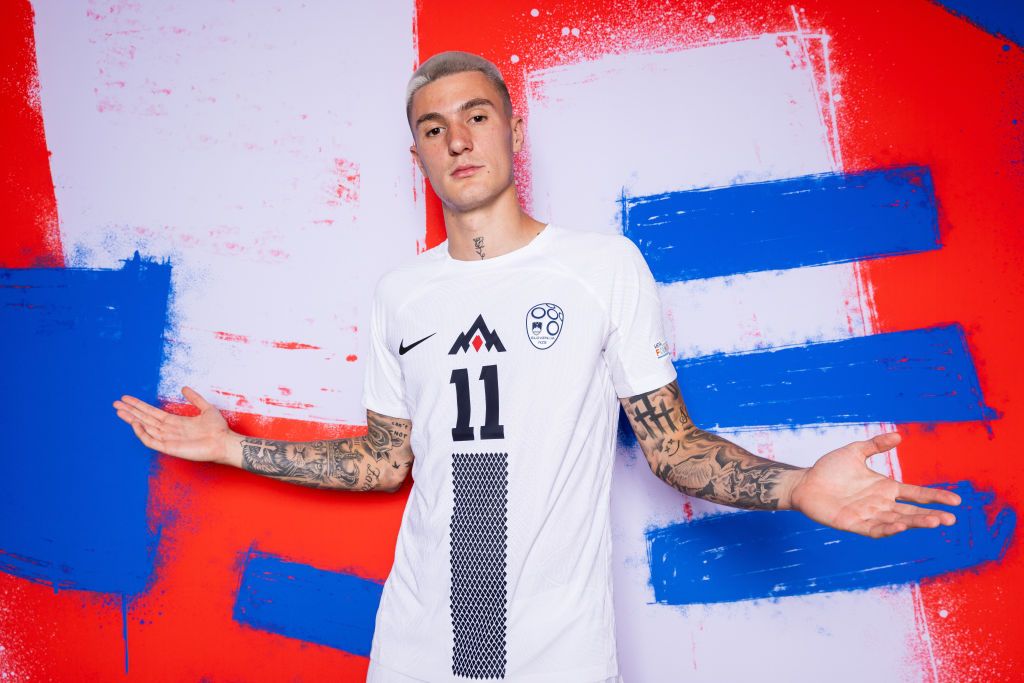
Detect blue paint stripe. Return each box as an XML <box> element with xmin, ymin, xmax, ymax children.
<box><xmin>930</xmin><ymin>0</ymin><xmax>1023</xmax><ymax>47</ymax></box>
<box><xmin>647</xmin><ymin>481</ymin><xmax>1016</xmax><ymax>605</ymax></box>
<box><xmin>675</xmin><ymin>324</ymin><xmax>997</xmax><ymax>429</ymax></box>
<box><xmin>621</xmin><ymin>166</ymin><xmax>941</xmax><ymax>282</ymax></box>
<box><xmin>232</xmin><ymin>550</ymin><xmax>383</xmax><ymax>657</ymax></box>
<box><xmin>0</xmin><ymin>252</ymin><xmax>170</xmax><ymax>595</ymax></box>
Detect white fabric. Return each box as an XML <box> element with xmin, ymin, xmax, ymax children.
<box><xmin>366</xmin><ymin>657</ymin><xmax>625</xmax><ymax>683</ymax></box>
<box><xmin>362</xmin><ymin>224</ymin><xmax>676</xmax><ymax>682</ymax></box>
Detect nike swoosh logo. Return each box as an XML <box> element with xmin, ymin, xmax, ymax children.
<box><xmin>399</xmin><ymin>332</ymin><xmax>436</xmax><ymax>355</ymax></box>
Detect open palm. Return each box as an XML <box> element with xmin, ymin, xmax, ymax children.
<box><xmin>112</xmin><ymin>386</ymin><xmax>232</xmax><ymax>463</ymax></box>
<box><xmin>790</xmin><ymin>432</ymin><xmax>961</xmax><ymax>538</ymax></box>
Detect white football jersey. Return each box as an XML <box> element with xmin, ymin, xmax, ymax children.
<box><xmin>362</xmin><ymin>224</ymin><xmax>676</xmax><ymax>683</ymax></box>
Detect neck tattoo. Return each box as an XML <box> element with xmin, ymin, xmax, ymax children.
<box><xmin>473</xmin><ymin>236</ymin><xmax>485</xmax><ymax>259</ymax></box>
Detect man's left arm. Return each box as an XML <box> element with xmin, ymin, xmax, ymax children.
<box><xmin>621</xmin><ymin>380</ymin><xmax>803</xmax><ymax>510</ymax></box>
<box><xmin>620</xmin><ymin>380</ymin><xmax>963</xmax><ymax>537</ymax></box>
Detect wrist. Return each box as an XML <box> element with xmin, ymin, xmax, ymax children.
<box><xmin>220</xmin><ymin>430</ymin><xmax>244</xmax><ymax>468</ymax></box>
<box><xmin>778</xmin><ymin>467</ymin><xmax>808</xmax><ymax>511</ymax></box>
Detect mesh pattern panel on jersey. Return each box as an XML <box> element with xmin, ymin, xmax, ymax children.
<box><xmin>450</xmin><ymin>451</ymin><xmax>508</xmax><ymax>679</ymax></box>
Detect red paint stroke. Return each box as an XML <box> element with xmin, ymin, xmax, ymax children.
<box><xmin>212</xmin><ymin>331</ymin><xmax>333</xmax><ymax>351</ymax></box>
<box><xmin>837</xmin><ymin>3</ymin><xmax>1024</xmax><ymax>679</ymax></box>
<box><xmin>269</xmin><ymin>341</ymin><xmax>322</xmax><ymax>350</ymax></box>
<box><xmin>214</xmin><ymin>331</ymin><xmax>250</xmax><ymax>343</ymax></box>
<box><xmin>211</xmin><ymin>388</ymin><xmax>254</xmax><ymax>409</ymax></box>
<box><xmin>0</xmin><ymin>0</ymin><xmax>63</xmax><ymax>268</ymax></box>
<box><xmin>330</xmin><ymin>158</ymin><xmax>361</xmax><ymax>205</ymax></box>
<box><xmin>261</xmin><ymin>397</ymin><xmax>316</xmax><ymax>409</ymax></box>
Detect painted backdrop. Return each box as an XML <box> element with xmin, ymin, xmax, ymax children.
<box><xmin>1</xmin><ymin>0</ymin><xmax>1021</xmax><ymax>681</ymax></box>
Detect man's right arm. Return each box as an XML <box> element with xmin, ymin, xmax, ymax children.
<box><xmin>113</xmin><ymin>387</ymin><xmax>413</xmax><ymax>493</ymax></box>
<box><xmin>223</xmin><ymin>409</ymin><xmax>413</xmax><ymax>493</ymax></box>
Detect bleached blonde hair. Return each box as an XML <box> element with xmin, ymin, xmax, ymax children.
<box><xmin>405</xmin><ymin>50</ymin><xmax>513</xmax><ymax>125</ymax></box>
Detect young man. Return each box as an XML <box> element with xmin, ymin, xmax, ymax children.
<box><xmin>113</xmin><ymin>51</ymin><xmax>962</xmax><ymax>683</ymax></box>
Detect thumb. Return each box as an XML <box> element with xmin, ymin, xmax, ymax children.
<box><xmin>861</xmin><ymin>431</ymin><xmax>901</xmax><ymax>459</ymax></box>
<box><xmin>182</xmin><ymin>386</ymin><xmax>213</xmax><ymax>412</ymax></box>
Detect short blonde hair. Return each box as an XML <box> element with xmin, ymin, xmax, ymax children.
<box><xmin>406</xmin><ymin>50</ymin><xmax>513</xmax><ymax>124</ymax></box>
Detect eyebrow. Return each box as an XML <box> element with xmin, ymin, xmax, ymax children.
<box><xmin>414</xmin><ymin>97</ymin><xmax>497</xmax><ymax>128</ymax></box>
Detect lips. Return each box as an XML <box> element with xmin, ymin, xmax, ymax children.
<box><xmin>451</xmin><ymin>165</ymin><xmax>482</xmax><ymax>178</ymax></box>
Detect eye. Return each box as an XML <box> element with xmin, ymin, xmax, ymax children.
<box><xmin>470</xmin><ymin>114</ymin><xmax>487</xmax><ymax>123</ymax></box>
<box><xmin>424</xmin><ymin>126</ymin><xmax>443</xmax><ymax>138</ymax></box>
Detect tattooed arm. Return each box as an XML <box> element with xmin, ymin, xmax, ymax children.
<box><xmin>620</xmin><ymin>380</ymin><xmax>962</xmax><ymax>536</ymax></box>
<box><xmin>113</xmin><ymin>387</ymin><xmax>413</xmax><ymax>493</ymax></box>
<box><xmin>224</xmin><ymin>410</ymin><xmax>414</xmax><ymax>492</ymax></box>
<box><xmin>620</xmin><ymin>380</ymin><xmax>804</xmax><ymax>510</ymax></box>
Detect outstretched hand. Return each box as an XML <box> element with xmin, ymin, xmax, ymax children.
<box><xmin>112</xmin><ymin>387</ymin><xmax>233</xmax><ymax>464</ymax></box>
<box><xmin>789</xmin><ymin>432</ymin><xmax>961</xmax><ymax>538</ymax></box>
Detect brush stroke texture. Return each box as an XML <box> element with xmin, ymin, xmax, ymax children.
<box><xmin>674</xmin><ymin>324</ymin><xmax>996</xmax><ymax>430</ymax></box>
<box><xmin>647</xmin><ymin>480</ymin><xmax>1015</xmax><ymax>605</ymax></box>
<box><xmin>232</xmin><ymin>550</ymin><xmax>383</xmax><ymax>657</ymax></box>
<box><xmin>622</xmin><ymin>166</ymin><xmax>941</xmax><ymax>282</ymax></box>
<box><xmin>0</xmin><ymin>251</ymin><xmax>170</xmax><ymax>594</ymax></box>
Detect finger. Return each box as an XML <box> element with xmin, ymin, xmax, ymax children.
<box><xmin>870</xmin><ymin>510</ymin><xmax>901</xmax><ymax>525</ymax></box>
<box><xmin>845</xmin><ymin>511</ymin><xmax>898</xmax><ymax>537</ymax></box>
<box><xmin>114</xmin><ymin>404</ymin><xmax>168</xmax><ymax>436</ymax></box>
<box><xmin>866</xmin><ymin>520</ymin><xmax>907</xmax><ymax>538</ymax></box>
<box><xmin>128</xmin><ymin>417</ymin><xmax>165</xmax><ymax>453</ymax></box>
<box><xmin>859</xmin><ymin>431</ymin><xmax>901</xmax><ymax>458</ymax></box>
<box><xmin>117</xmin><ymin>395</ymin><xmax>170</xmax><ymax>425</ymax></box>
<box><xmin>115</xmin><ymin>403</ymin><xmax>173</xmax><ymax>438</ymax></box>
<box><xmin>893</xmin><ymin>502</ymin><xmax>957</xmax><ymax>526</ymax></box>
<box><xmin>896</xmin><ymin>510</ymin><xmax>946</xmax><ymax>529</ymax></box>
<box><xmin>896</xmin><ymin>483</ymin><xmax>962</xmax><ymax>507</ymax></box>
<box><xmin>182</xmin><ymin>386</ymin><xmax>213</xmax><ymax>411</ymax></box>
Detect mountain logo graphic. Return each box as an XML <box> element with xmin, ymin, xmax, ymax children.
<box><xmin>448</xmin><ymin>314</ymin><xmax>506</xmax><ymax>354</ymax></box>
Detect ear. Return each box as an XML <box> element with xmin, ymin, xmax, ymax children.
<box><xmin>511</xmin><ymin>115</ymin><xmax>525</xmax><ymax>154</ymax></box>
<box><xmin>409</xmin><ymin>143</ymin><xmax>426</xmax><ymax>176</ymax></box>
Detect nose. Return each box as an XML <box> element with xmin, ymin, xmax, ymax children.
<box><xmin>447</xmin><ymin>122</ymin><xmax>472</xmax><ymax>156</ymax></box>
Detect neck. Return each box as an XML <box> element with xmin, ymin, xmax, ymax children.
<box><xmin>443</xmin><ymin>184</ymin><xmax>546</xmax><ymax>261</ymax></box>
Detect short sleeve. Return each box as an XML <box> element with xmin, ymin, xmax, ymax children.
<box><xmin>602</xmin><ymin>238</ymin><xmax>678</xmax><ymax>398</ymax></box>
<box><xmin>361</xmin><ymin>280</ymin><xmax>411</xmax><ymax>419</ymax></box>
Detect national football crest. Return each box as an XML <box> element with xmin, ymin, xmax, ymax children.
<box><xmin>526</xmin><ymin>303</ymin><xmax>563</xmax><ymax>350</ymax></box>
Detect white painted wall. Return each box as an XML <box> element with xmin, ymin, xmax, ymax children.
<box><xmin>32</xmin><ymin>0</ymin><xmax>422</xmax><ymax>426</ymax></box>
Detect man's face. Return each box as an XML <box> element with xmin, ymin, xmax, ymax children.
<box><xmin>408</xmin><ymin>70</ymin><xmax>523</xmax><ymax>214</ymax></box>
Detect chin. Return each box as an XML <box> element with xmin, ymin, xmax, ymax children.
<box><xmin>439</xmin><ymin>187</ymin><xmax>501</xmax><ymax>213</ymax></box>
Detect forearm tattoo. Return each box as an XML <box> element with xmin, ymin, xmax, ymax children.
<box><xmin>237</xmin><ymin>411</ymin><xmax>413</xmax><ymax>491</ymax></box>
<box><xmin>624</xmin><ymin>381</ymin><xmax>802</xmax><ymax>510</ymax></box>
